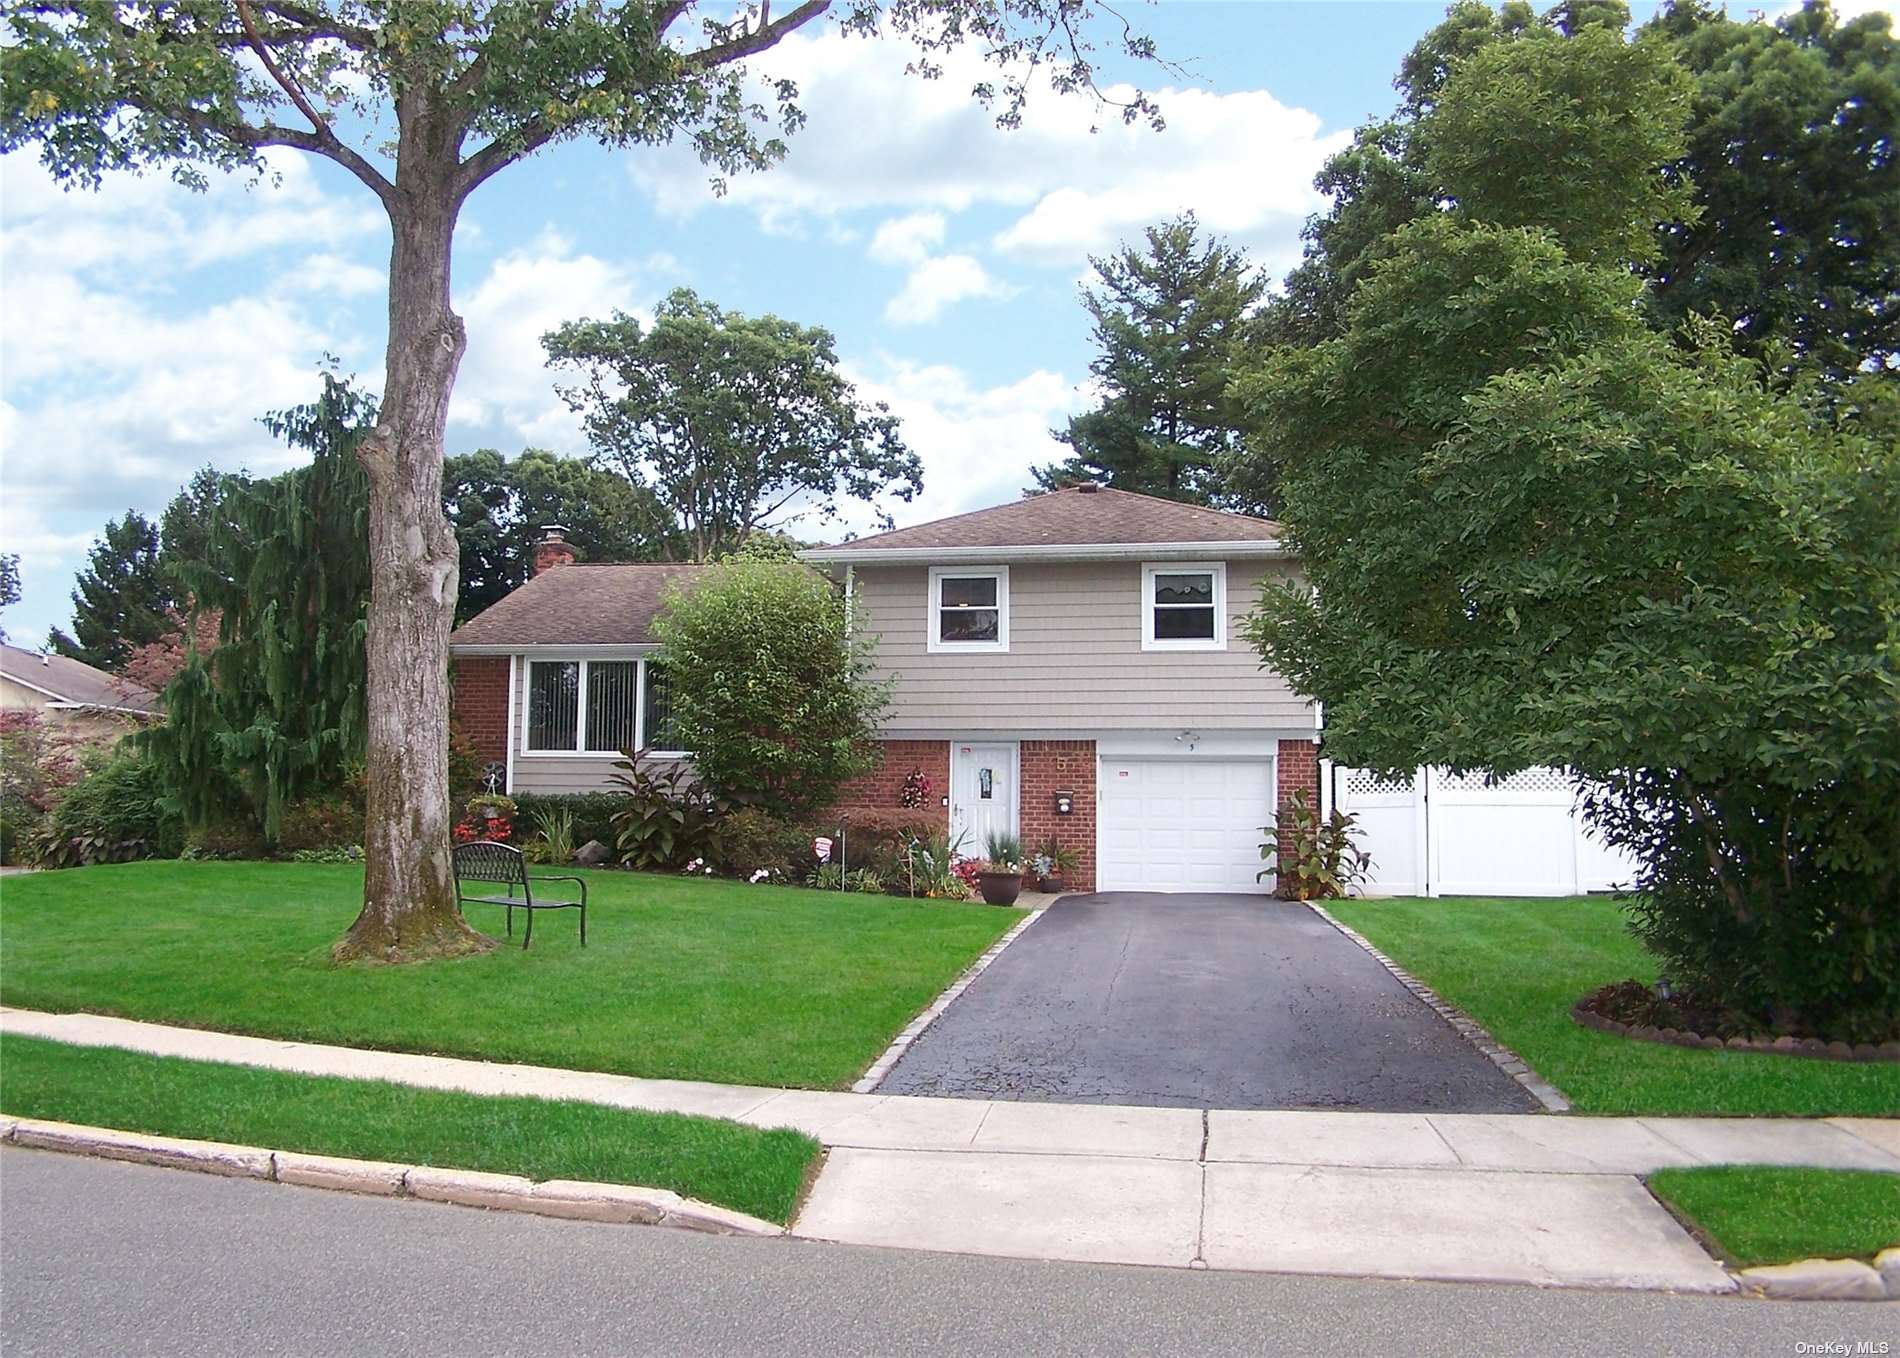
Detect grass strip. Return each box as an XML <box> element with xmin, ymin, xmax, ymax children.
<box><xmin>1327</xmin><ymin>895</ymin><xmax>1900</xmax><ymax>1116</ymax></box>
<box><xmin>0</xmin><ymin>1034</ymin><xmax>820</xmax><ymax>1224</ymax></box>
<box><xmin>1647</xmin><ymin>1165</ymin><xmax>1900</xmax><ymax>1268</ymax></box>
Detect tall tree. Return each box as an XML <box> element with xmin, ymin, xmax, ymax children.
<box><xmin>2</xmin><ymin>1</ymin><xmax>1164</xmax><ymax>962</ymax></box>
<box><xmin>1256</xmin><ymin>0</ymin><xmax>1900</xmax><ymax>384</ymax></box>
<box><xmin>545</xmin><ymin>288</ymin><xmax>922</xmax><ymax>561</ymax></box>
<box><xmin>445</xmin><ymin>447</ymin><xmax>676</xmax><ymax>622</ymax></box>
<box><xmin>1234</xmin><ymin>17</ymin><xmax>1900</xmax><ymax>1037</ymax></box>
<box><xmin>0</xmin><ymin>553</ymin><xmax>18</xmax><ymax>643</ymax></box>
<box><xmin>157</xmin><ymin>466</ymin><xmax>236</xmax><ymax>599</ymax></box>
<box><xmin>1031</xmin><ymin>215</ymin><xmax>1266</xmax><ymax>507</ymax></box>
<box><xmin>147</xmin><ymin>375</ymin><xmax>374</xmax><ymax>845</ymax></box>
<box><xmin>48</xmin><ymin>511</ymin><xmax>173</xmax><ymax>672</ymax></box>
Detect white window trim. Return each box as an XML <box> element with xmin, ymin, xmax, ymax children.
<box><xmin>1141</xmin><ymin>561</ymin><xmax>1227</xmax><ymax>652</ymax></box>
<box><xmin>927</xmin><ymin>565</ymin><xmax>1010</xmax><ymax>654</ymax></box>
<box><xmin>519</xmin><ymin>656</ymin><xmax>685</xmax><ymax>758</ymax></box>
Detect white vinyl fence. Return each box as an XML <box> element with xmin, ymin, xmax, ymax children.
<box><xmin>1328</xmin><ymin>764</ymin><xmax>1639</xmax><ymax>898</ymax></box>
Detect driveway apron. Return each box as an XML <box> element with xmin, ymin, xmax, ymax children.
<box><xmin>877</xmin><ymin>893</ymin><xmax>1539</xmax><ymax>1112</ymax></box>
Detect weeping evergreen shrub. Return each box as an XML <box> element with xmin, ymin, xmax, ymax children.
<box><xmin>146</xmin><ymin>375</ymin><xmax>374</xmax><ymax>846</ymax></box>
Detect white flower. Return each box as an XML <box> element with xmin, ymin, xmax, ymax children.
<box><xmin>749</xmin><ymin>868</ymin><xmax>771</xmax><ymax>884</ymax></box>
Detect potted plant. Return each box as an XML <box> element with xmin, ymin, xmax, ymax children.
<box><xmin>466</xmin><ymin>793</ymin><xmax>517</xmax><ymax>824</ymax></box>
<box><xmin>1031</xmin><ymin>837</ymin><xmax>1079</xmax><ymax>893</ymax></box>
<box><xmin>978</xmin><ymin>830</ymin><xmax>1025</xmax><ymax>906</ymax></box>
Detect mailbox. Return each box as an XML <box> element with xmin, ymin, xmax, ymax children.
<box><xmin>1054</xmin><ymin>791</ymin><xmax>1075</xmax><ymax>816</ymax></box>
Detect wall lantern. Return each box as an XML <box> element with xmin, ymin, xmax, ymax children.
<box><xmin>1054</xmin><ymin>791</ymin><xmax>1075</xmax><ymax>816</ymax></box>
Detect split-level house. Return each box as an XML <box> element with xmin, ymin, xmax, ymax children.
<box><xmin>448</xmin><ymin>485</ymin><xmax>1319</xmax><ymax>893</ymax></box>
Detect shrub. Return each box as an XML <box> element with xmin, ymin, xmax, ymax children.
<box><xmin>807</xmin><ymin>862</ymin><xmax>846</xmax><ymax>890</ymax></box>
<box><xmin>652</xmin><ymin>557</ymin><xmax>890</xmax><ymax>817</ymax></box>
<box><xmin>0</xmin><ymin>712</ymin><xmax>94</xmax><ymax>865</ymax></box>
<box><xmin>707</xmin><ymin>806</ymin><xmax>806</xmax><ymax>879</ymax></box>
<box><xmin>40</xmin><ymin>750</ymin><xmax>186</xmax><ymax>867</ymax></box>
<box><xmin>184</xmin><ymin>815</ymin><xmax>272</xmax><ymax>860</ymax></box>
<box><xmin>511</xmin><ymin>793</ymin><xmax>623</xmax><ymax>851</ymax></box>
<box><xmin>276</xmin><ymin>793</ymin><xmax>365</xmax><ymax>853</ymax></box>
<box><xmin>530</xmin><ymin>806</ymin><xmax>577</xmax><ymax>865</ymax></box>
<box><xmin>1257</xmin><ymin>790</ymin><xmax>1371</xmax><ymax>901</ymax></box>
<box><xmin>608</xmin><ymin>753</ymin><xmax>725</xmax><ymax>870</ymax></box>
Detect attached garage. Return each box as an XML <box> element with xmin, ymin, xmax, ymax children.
<box><xmin>1096</xmin><ymin>755</ymin><xmax>1275</xmax><ymax>893</ymax></box>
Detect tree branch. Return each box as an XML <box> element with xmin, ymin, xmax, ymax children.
<box><xmin>229</xmin><ymin>0</ymin><xmax>394</xmax><ymax>203</ymax></box>
<box><xmin>682</xmin><ymin>0</ymin><xmax>830</xmax><ymax>70</ymax></box>
<box><xmin>454</xmin><ymin>117</ymin><xmax>558</xmax><ymax>202</ymax></box>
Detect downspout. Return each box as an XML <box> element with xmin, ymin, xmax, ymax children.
<box><xmin>504</xmin><ymin>653</ymin><xmax>518</xmax><ymax>795</ymax></box>
<box><xmin>843</xmin><ymin>564</ymin><xmax>856</xmax><ymax>631</ymax></box>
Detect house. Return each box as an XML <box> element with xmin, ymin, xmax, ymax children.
<box><xmin>0</xmin><ymin>642</ymin><xmax>162</xmax><ymax>736</ymax></box>
<box><xmin>448</xmin><ymin>491</ymin><xmax>1320</xmax><ymax>894</ymax></box>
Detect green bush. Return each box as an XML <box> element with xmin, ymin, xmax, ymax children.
<box><xmin>41</xmin><ymin>751</ymin><xmax>186</xmax><ymax>866</ymax></box>
<box><xmin>707</xmin><ymin>806</ymin><xmax>806</xmax><ymax>879</ymax></box>
<box><xmin>608</xmin><ymin>755</ymin><xmax>726</xmax><ymax>870</ymax></box>
<box><xmin>511</xmin><ymin>792</ymin><xmax>622</xmax><ymax>850</ymax></box>
<box><xmin>184</xmin><ymin>815</ymin><xmax>272</xmax><ymax>861</ymax></box>
<box><xmin>1257</xmin><ymin>790</ymin><xmax>1372</xmax><ymax>901</ymax></box>
<box><xmin>276</xmin><ymin>793</ymin><xmax>365</xmax><ymax>853</ymax></box>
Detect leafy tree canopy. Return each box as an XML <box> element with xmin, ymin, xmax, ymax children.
<box><xmin>0</xmin><ymin>553</ymin><xmax>18</xmax><ymax>643</ymax></box>
<box><xmin>1032</xmin><ymin>214</ymin><xmax>1266</xmax><ymax>507</ymax></box>
<box><xmin>1258</xmin><ymin>0</ymin><xmax>1900</xmax><ymax>384</ymax></box>
<box><xmin>652</xmin><ymin>550</ymin><xmax>888</xmax><ymax>817</ymax></box>
<box><xmin>545</xmin><ymin>288</ymin><xmax>922</xmax><ymax>561</ymax></box>
<box><xmin>444</xmin><ymin>446</ymin><xmax>676</xmax><ymax>621</ymax></box>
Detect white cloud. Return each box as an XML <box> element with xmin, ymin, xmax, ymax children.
<box><xmin>869</xmin><ymin>211</ymin><xmax>947</xmax><ymax>266</ymax></box>
<box><xmin>883</xmin><ymin>254</ymin><xmax>1014</xmax><ymax>325</ymax></box>
<box><xmin>451</xmin><ymin>229</ymin><xmax>661</xmax><ymax>451</ymax></box>
<box><xmin>632</xmin><ymin>31</ymin><xmax>1346</xmax><ymax>276</ymax></box>
<box><xmin>826</xmin><ymin>356</ymin><xmax>1086</xmax><ymax>537</ymax></box>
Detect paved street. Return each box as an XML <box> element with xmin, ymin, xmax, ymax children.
<box><xmin>1</xmin><ymin>1150</ymin><xmax>1883</xmax><ymax>1358</ymax></box>
<box><xmin>879</xmin><ymin>893</ymin><xmax>1539</xmax><ymax>1111</ymax></box>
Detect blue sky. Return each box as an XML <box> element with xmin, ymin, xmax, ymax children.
<box><xmin>0</xmin><ymin>0</ymin><xmax>1879</xmax><ymax>647</ymax></box>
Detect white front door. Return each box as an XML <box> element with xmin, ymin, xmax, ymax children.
<box><xmin>1097</xmin><ymin>757</ymin><xmax>1275</xmax><ymax>892</ymax></box>
<box><xmin>950</xmin><ymin>742</ymin><xmax>1017</xmax><ymax>859</ymax></box>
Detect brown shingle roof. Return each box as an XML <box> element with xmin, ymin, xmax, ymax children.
<box><xmin>448</xmin><ymin>563</ymin><xmax>708</xmax><ymax>648</ymax></box>
<box><xmin>0</xmin><ymin>643</ymin><xmax>162</xmax><ymax>714</ymax></box>
<box><xmin>809</xmin><ymin>485</ymin><xmax>1280</xmax><ymax>554</ymax></box>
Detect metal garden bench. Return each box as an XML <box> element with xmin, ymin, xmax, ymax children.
<box><xmin>452</xmin><ymin>841</ymin><xmax>587</xmax><ymax>950</ymax></box>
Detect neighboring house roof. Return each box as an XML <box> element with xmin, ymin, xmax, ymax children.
<box><xmin>448</xmin><ymin>563</ymin><xmax>708</xmax><ymax>650</ymax></box>
<box><xmin>800</xmin><ymin>484</ymin><xmax>1285</xmax><ymax>563</ymax></box>
<box><xmin>0</xmin><ymin>642</ymin><xmax>162</xmax><ymax>715</ymax></box>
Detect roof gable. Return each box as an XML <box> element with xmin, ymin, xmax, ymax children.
<box><xmin>805</xmin><ymin>485</ymin><xmax>1281</xmax><ymax>557</ymax></box>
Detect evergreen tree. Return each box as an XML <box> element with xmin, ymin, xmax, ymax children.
<box><xmin>48</xmin><ymin>511</ymin><xmax>172</xmax><ymax>671</ymax></box>
<box><xmin>148</xmin><ymin>375</ymin><xmax>374</xmax><ymax>844</ymax></box>
<box><xmin>157</xmin><ymin>465</ymin><xmax>236</xmax><ymax>598</ymax></box>
<box><xmin>0</xmin><ymin>553</ymin><xmax>18</xmax><ymax>643</ymax></box>
<box><xmin>1032</xmin><ymin>215</ymin><xmax>1266</xmax><ymax>508</ymax></box>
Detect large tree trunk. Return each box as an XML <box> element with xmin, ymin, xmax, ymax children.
<box><xmin>334</xmin><ymin>113</ymin><xmax>492</xmax><ymax>963</ymax></box>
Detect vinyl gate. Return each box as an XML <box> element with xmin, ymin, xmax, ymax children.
<box><xmin>1329</xmin><ymin>765</ymin><xmax>1639</xmax><ymax>897</ymax></box>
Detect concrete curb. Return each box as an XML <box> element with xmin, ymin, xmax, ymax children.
<box><xmin>853</xmin><ymin>906</ymin><xmax>1048</xmax><ymax>1093</ymax></box>
<box><xmin>1733</xmin><ymin>1252</ymin><xmax>1899</xmax><ymax>1301</ymax></box>
<box><xmin>1306</xmin><ymin>903</ymin><xmax>1573</xmax><ymax>1113</ymax></box>
<box><xmin>0</xmin><ymin>1117</ymin><xmax>783</xmax><ymax>1237</ymax></box>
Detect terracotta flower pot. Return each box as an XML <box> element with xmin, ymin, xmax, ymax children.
<box><xmin>978</xmin><ymin>871</ymin><xmax>1023</xmax><ymax>906</ymax></box>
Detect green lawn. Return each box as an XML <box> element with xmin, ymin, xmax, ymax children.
<box><xmin>0</xmin><ymin>1034</ymin><xmax>818</xmax><ymax>1222</ymax></box>
<box><xmin>1648</xmin><ymin>1166</ymin><xmax>1900</xmax><ymax>1268</ymax></box>
<box><xmin>0</xmin><ymin>862</ymin><xmax>1014</xmax><ymax>1089</ymax></box>
<box><xmin>1326</xmin><ymin>896</ymin><xmax>1900</xmax><ymax>1117</ymax></box>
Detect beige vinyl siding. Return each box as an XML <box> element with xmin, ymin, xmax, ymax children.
<box><xmin>852</xmin><ymin>559</ymin><xmax>1314</xmax><ymax>733</ymax></box>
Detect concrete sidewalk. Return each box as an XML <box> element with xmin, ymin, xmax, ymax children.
<box><xmin>5</xmin><ymin>1006</ymin><xmax>1896</xmax><ymax>1293</ymax></box>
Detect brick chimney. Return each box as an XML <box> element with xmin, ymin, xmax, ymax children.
<box><xmin>532</xmin><ymin>524</ymin><xmax>578</xmax><ymax>575</ymax></box>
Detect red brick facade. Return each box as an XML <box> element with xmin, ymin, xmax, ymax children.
<box><xmin>834</xmin><ymin>740</ymin><xmax>951</xmax><ymax>831</ymax></box>
<box><xmin>453</xmin><ymin>657</ymin><xmax>511</xmax><ymax>773</ymax></box>
<box><xmin>1275</xmin><ymin>738</ymin><xmax>1322</xmax><ymax>873</ymax></box>
<box><xmin>1018</xmin><ymin>739</ymin><xmax>1097</xmax><ymax>892</ymax></box>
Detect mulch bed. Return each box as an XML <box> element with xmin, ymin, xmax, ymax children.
<box><xmin>1574</xmin><ymin>981</ymin><xmax>1900</xmax><ymax>1063</ymax></box>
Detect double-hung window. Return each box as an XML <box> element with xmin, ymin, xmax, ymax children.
<box><xmin>523</xmin><ymin>657</ymin><xmax>682</xmax><ymax>754</ymax></box>
<box><xmin>1142</xmin><ymin>563</ymin><xmax>1226</xmax><ymax>650</ymax></box>
<box><xmin>928</xmin><ymin>567</ymin><xmax>1009</xmax><ymax>653</ymax></box>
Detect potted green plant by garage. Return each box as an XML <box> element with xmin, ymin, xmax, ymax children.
<box><xmin>1031</xmin><ymin>837</ymin><xmax>1079</xmax><ymax>893</ymax></box>
<box><xmin>978</xmin><ymin>830</ymin><xmax>1025</xmax><ymax>906</ymax></box>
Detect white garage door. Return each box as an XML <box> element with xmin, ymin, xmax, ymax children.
<box><xmin>1097</xmin><ymin>757</ymin><xmax>1275</xmax><ymax>892</ymax></box>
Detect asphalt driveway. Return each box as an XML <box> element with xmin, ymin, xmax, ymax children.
<box><xmin>878</xmin><ymin>893</ymin><xmax>1539</xmax><ymax>1112</ymax></box>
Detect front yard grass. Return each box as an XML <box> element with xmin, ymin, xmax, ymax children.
<box><xmin>1647</xmin><ymin>1166</ymin><xmax>1900</xmax><ymax>1268</ymax></box>
<box><xmin>0</xmin><ymin>1034</ymin><xmax>819</xmax><ymax>1222</ymax></box>
<box><xmin>1326</xmin><ymin>896</ymin><xmax>1900</xmax><ymax>1117</ymax></box>
<box><xmin>0</xmin><ymin>862</ymin><xmax>1015</xmax><ymax>1089</ymax></box>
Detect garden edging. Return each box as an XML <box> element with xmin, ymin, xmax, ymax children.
<box><xmin>1306</xmin><ymin>902</ymin><xmax>1572</xmax><ymax>1113</ymax></box>
<box><xmin>1732</xmin><ymin>1250</ymin><xmax>1900</xmax><ymax>1302</ymax></box>
<box><xmin>0</xmin><ymin>1115</ymin><xmax>783</xmax><ymax>1236</ymax></box>
<box><xmin>1572</xmin><ymin>998</ymin><xmax>1900</xmax><ymax>1063</ymax></box>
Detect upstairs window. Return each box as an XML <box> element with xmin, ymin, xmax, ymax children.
<box><xmin>929</xmin><ymin>567</ymin><xmax>1009</xmax><ymax>653</ymax></box>
<box><xmin>1143</xmin><ymin>564</ymin><xmax>1226</xmax><ymax>650</ymax></box>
